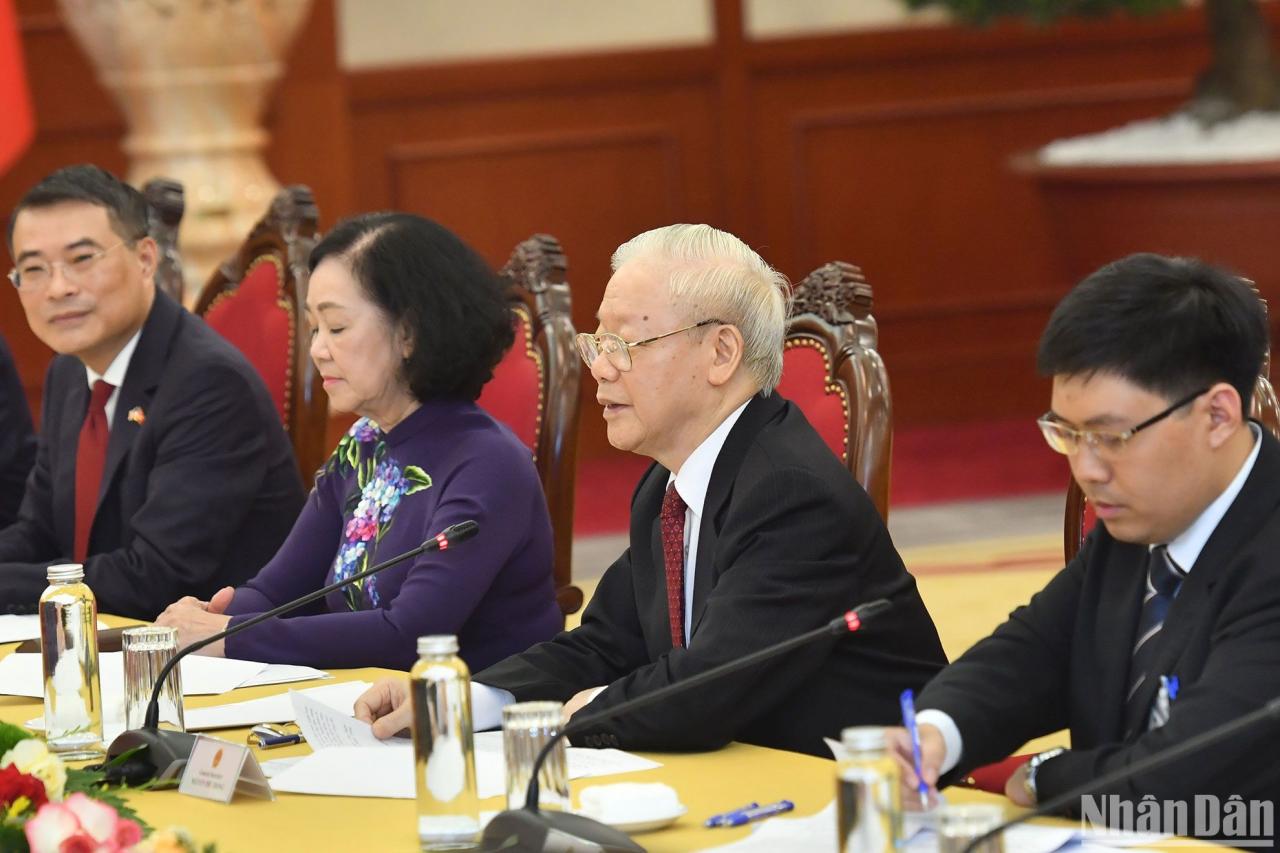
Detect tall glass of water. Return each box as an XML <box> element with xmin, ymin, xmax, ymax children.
<box><xmin>501</xmin><ymin>701</ymin><xmax>569</xmax><ymax>811</ymax></box>
<box><xmin>121</xmin><ymin>626</ymin><xmax>184</xmax><ymax>731</ymax></box>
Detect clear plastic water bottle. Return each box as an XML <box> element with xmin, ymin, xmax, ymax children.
<box><xmin>39</xmin><ymin>563</ymin><xmax>104</xmax><ymax>760</ymax></box>
<box><xmin>411</xmin><ymin>635</ymin><xmax>480</xmax><ymax>851</ymax></box>
<box><xmin>836</xmin><ymin>726</ymin><xmax>902</xmax><ymax>852</ymax></box>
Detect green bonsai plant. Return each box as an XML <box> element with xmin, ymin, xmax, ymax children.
<box><xmin>902</xmin><ymin>0</ymin><xmax>1280</xmax><ymax>125</ymax></box>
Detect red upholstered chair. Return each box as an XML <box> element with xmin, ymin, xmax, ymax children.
<box><xmin>477</xmin><ymin>234</ymin><xmax>583</xmax><ymax>617</ymax></box>
<box><xmin>193</xmin><ymin>185</ymin><xmax>326</xmax><ymax>489</ymax></box>
<box><xmin>141</xmin><ymin>177</ymin><xmax>185</xmax><ymax>304</ymax></box>
<box><xmin>776</xmin><ymin>261</ymin><xmax>892</xmax><ymax>520</ymax></box>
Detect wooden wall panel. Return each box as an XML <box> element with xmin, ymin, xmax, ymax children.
<box><xmin>348</xmin><ymin>78</ymin><xmax>719</xmax><ymax>461</ymax></box>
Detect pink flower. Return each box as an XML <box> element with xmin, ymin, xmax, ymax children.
<box><xmin>24</xmin><ymin>793</ymin><xmax>143</xmax><ymax>853</ymax></box>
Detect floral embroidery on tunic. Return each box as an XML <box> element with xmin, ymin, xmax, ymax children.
<box><xmin>324</xmin><ymin>418</ymin><xmax>431</xmax><ymax>610</ymax></box>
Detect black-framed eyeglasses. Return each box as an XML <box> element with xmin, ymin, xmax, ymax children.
<box><xmin>1037</xmin><ymin>387</ymin><xmax>1210</xmax><ymax>458</ymax></box>
<box><xmin>575</xmin><ymin>318</ymin><xmax>724</xmax><ymax>372</ymax></box>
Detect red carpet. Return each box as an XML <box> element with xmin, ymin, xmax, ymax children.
<box><xmin>573</xmin><ymin>417</ymin><xmax>1071</xmax><ymax>536</ymax></box>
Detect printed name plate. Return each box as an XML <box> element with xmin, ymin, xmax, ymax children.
<box><xmin>179</xmin><ymin>734</ymin><xmax>274</xmax><ymax>803</ymax></box>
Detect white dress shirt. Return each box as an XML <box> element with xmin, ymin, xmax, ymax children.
<box><xmin>918</xmin><ymin>423</ymin><xmax>1262</xmax><ymax>777</ymax></box>
<box><xmin>470</xmin><ymin>400</ymin><xmax>751</xmax><ymax>731</ymax></box>
<box><xmin>83</xmin><ymin>329</ymin><xmax>142</xmax><ymax>426</ymax></box>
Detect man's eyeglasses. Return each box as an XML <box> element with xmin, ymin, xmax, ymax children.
<box><xmin>575</xmin><ymin>318</ymin><xmax>724</xmax><ymax>372</ymax></box>
<box><xmin>1037</xmin><ymin>387</ymin><xmax>1210</xmax><ymax>458</ymax></box>
<box><xmin>7</xmin><ymin>240</ymin><xmax>130</xmax><ymax>292</ymax></box>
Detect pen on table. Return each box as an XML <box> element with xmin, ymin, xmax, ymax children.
<box><xmin>713</xmin><ymin>800</ymin><xmax>795</xmax><ymax>828</ymax></box>
<box><xmin>704</xmin><ymin>801</ymin><xmax>759</xmax><ymax>827</ymax></box>
<box><xmin>900</xmin><ymin>688</ymin><xmax>930</xmax><ymax>809</ymax></box>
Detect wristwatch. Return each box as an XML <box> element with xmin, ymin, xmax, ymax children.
<box><xmin>1023</xmin><ymin>747</ymin><xmax>1067</xmax><ymax>803</ymax></box>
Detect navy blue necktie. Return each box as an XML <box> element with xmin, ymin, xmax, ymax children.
<box><xmin>1125</xmin><ymin>545</ymin><xmax>1185</xmax><ymax>734</ymax></box>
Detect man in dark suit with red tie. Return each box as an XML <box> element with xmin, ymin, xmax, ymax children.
<box><xmin>0</xmin><ymin>164</ymin><xmax>304</xmax><ymax>619</ymax></box>
<box><xmin>889</xmin><ymin>254</ymin><xmax>1280</xmax><ymax>842</ymax></box>
<box><xmin>356</xmin><ymin>223</ymin><xmax>947</xmax><ymax>757</ymax></box>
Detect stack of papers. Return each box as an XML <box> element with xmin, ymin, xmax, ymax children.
<box><xmin>0</xmin><ymin>652</ymin><xmax>328</xmax><ymax>699</ymax></box>
<box><xmin>267</xmin><ymin>693</ymin><xmax>663</xmax><ymax>800</ymax></box>
<box><xmin>693</xmin><ymin>801</ymin><xmax>1168</xmax><ymax>853</ymax></box>
<box><xmin>0</xmin><ymin>616</ymin><xmax>107</xmax><ymax>644</ymax></box>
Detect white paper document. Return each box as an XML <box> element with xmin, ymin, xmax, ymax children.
<box><xmin>0</xmin><ymin>652</ymin><xmax>271</xmax><ymax>698</ymax></box>
<box><xmin>184</xmin><ymin>681</ymin><xmax>371</xmax><ymax>731</ymax></box>
<box><xmin>269</xmin><ymin>698</ymin><xmax>663</xmax><ymax>800</ymax></box>
<box><xmin>0</xmin><ymin>616</ymin><xmax>108</xmax><ymax>645</ymax></box>
<box><xmin>237</xmin><ymin>664</ymin><xmax>330</xmax><ymax>689</ymax></box>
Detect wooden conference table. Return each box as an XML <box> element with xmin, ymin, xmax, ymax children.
<box><xmin>0</xmin><ymin>630</ymin><xmax>1218</xmax><ymax>852</ymax></box>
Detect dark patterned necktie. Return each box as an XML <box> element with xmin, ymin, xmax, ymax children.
<box><xmin>1125</xmin><ymin>545</ymin><xmax>1185</xmax><ymax>733</ymax></box>
<box><xmin>75</xmin><ymin>379</ymin><xmax>115</xmax><ymax>561</ymax></box>
<box><xmin>660</xmin><ymin>483</ymin><xmax>688</xmax><ymax>648</ymax></box>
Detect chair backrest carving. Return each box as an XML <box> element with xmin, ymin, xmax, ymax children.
<box><xmin>194</xmin><ymin>185</ymin><xmax>325</xmax><ymax>488</ymax></box>
<box><xmin>777</xmin><ymin>261</ymin><xmax>892</xmax><ymax>520</ymax></box>
<box><xmin>477</xmin><ymin>234</ymin><xmax>583</xmax><ymax>617</ymax></box>
<box><xmin>141</xmin><ymin>177</ymin><xmax>185</xmax><ymax>303</ymax></box>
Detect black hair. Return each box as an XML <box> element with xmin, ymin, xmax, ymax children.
<box><xmin>308</xmin><ymin>212</ymin><xmax>514</xmax><ymax>402</ymax></box>
<box><xmin>1037</xmin><ymin>253</ymin><xmax>1268</xmax><ymax>414</ymax></box>
<box><xmin>7</xmin><ymin>164</ymin><xmax>150</xmax><ymax>253</ymax></box>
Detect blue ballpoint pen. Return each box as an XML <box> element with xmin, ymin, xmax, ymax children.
<box><xmin>900</xmin><ymin>689</ymin><xmax>930</xmax><ymax>809</ymax></box>
<box><xmin>704</xmin><ymin>802</ymin><xmax>759</xmax><ymax>827</ymax></box>
<box><xmin>718</xmin><ymin>800</ymin><xmax>795</xmax><ymax>827</ymax></box>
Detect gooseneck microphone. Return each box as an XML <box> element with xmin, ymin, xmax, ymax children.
<box><xmin>961</xmin><ymin>696</ymin><xmax>1280</xmax><ymax>853</ymax></box>
<box><xmin>480</xmin><ymin>597</ymin><xmax>894</xmax><ymax>853</ymax></box>
<box><xmin>103</xmin><ymin>520</ymin><xmax>480</xmax><ymax>783</ymax></box>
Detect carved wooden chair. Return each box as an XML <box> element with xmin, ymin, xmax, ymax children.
<box><xmin>775</xmin><ymin>261</ymin><xmax>892</xmax><ymax>520</ymax></box>
<box><xmin>193</xmin><ymin>185</ymin><xmax>327</xmax><ymax>489</ymax></box>
<box><xmin>141</xmin><ymin>177</ymin><xmax>185</xmax><ymax>303</ymax></box>
<box><xmin>476</xmin><ymin>234</ymin><xmax>583</xmax><ymax>617</ymax></box>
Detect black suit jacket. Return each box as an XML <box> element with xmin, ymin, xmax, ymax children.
<box><xmin>478</xmin><ymin>393</ymin><xmax>947</xmax><ymax>757</ymax></box>
<box><xmin>0</xmin><ymin>290</ymin><xmax>305</xmax><ymax>619</ymax></box>
<box><xmin>920</xmin><ymin>429</ymin><xmax>1280</xmax><ymax>822</ymax></box>
<box><xmin>0</xmin><ymin>332</ymin><xmax>36</xmax><ymax>528</ymax></box>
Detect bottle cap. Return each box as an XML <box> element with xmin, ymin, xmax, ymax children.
<box><xmin>418</xmin><ymin>635</ymin><xmax>459</xmax><ymax>655</ymax></box>
<box><xmin>46</xmin><ymin>563</ymin><xmax>85</xmax><ymax>584</ymax></box>
<box><xmin>841</xmin><ymin>726</ymin><xmax>888</xmax><ymax>754</ymax></box>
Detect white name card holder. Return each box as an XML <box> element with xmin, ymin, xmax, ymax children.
<box><xmin>178</xmin><ymin>734</ymin><xmax>274</xmax><ymax>803</ymax></box>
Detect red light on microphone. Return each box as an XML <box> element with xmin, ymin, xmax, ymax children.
<box><xmin>843</xmin><ymin>611</ymin><xmax>862</xmax><ymax>633</ymax></box>
<box><xmin>436</xmin><ymin>532</ymin><xmax>449</xmax><ymax>550</ymax></box>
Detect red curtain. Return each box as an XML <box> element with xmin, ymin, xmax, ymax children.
<box><xmin>0</xmin><ymin>0</ymin><xmax>34</xmax><ymax>174</ymax></box>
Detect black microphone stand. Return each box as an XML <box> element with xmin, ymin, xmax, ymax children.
<box><xmin>480</xmin><ymin>598</ymin><xmax>893</xmax><ymax>852</ymax></box>
<box><xmin>962</xmin><ymin>696</ymin><xmax>1280</xmax><ymax>852</ymax></box>
<box><xmin>104</xmin><ymin>520</ymin><xmax>479</xmax><ymax>783</ymax></box>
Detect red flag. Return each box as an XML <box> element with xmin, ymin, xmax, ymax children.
<box><xmin>0</xmin><ymin>0</ymin><xmax>33</xmax><ymax>174</ymax></box>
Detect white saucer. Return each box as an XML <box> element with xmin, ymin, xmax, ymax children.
<box><xmin>598</xmin><ymin>806</ymin><xmax>688</xmax><ymax>834</ymax></box>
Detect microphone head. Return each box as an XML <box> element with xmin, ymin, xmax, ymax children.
<box><xmin>854</xmin><ymin>598</ymin><xmax>892</xmax><ymax>621</ymax></box>
<box><xmin>430</xmin><ymin>520</ymin><xmax>478</xmax><ymax>551</ymax></box>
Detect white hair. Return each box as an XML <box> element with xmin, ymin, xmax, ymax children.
<box><xmin>611</xmin><ymin>224</ymin><xmax>791</xmax><ymax>393</ymax></box>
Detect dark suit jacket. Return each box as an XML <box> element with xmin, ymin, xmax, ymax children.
<box><xmin>0</xmin><ymin>290</ymin><xmax>306</xmax><ymax>619</ymax></box>
<box><xmin>478</xmin><ymin>393</ymin><xmax>947</xmax><ymax>757</ymax></box>
<box><xmin>920</xmin><ymin>429</ymin><xmax>1280</xmax><ymax>823</ymax></box>
<box><xmin>0</xmin><ymin>332</ymin><xmax>36</xmax><ymax>528</ymax></box>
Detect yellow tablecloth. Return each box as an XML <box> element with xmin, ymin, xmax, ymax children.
<box><xmin>0</xmin><ymin>624</ymin><xmax>1220</xmax><ymax>852</ymax></box>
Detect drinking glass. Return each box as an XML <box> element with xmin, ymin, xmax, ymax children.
<box><xmin>121</xmin><ymin>626</ymin><xmax>184</xmax><ymax>731</ymax></box>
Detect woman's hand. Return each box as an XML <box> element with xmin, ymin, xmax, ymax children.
<box><xmin>154</xmin><ymin>594</ymin><xmax>234</xmax><ymax>657</ymax></box>
<box><xmin>354</xmin><ymin>677</ymin><xmax>413</xmax><ymax>739</ymax></box>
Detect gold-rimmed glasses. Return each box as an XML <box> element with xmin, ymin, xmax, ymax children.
<box><xmin>575</xmin><ymin>318</ymin><xmax>724</xmax><ymax>372</ymax></box>
<box><xmin>1037</xmin><ymin>387</ymin><xmax>1210</xmax><ymax>458</ymax></box>
<box><xmin>7</xmin><ymin>240</ymin><xmax>129</xmax><ymax>292</ymax></box>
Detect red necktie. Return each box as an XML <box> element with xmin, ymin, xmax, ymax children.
<box><xmin>75</xmin><ymin>380</ymin><xmax>114</xmax><ymax>561</ymax></box>
<box><xmin>660</xmin><ymin>483</ymin><xmax>688</xmax><ymax>648</ymax></box>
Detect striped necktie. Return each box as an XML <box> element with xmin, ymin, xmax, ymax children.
<box><xmin>1125</xmin><ymin>545</ymin><xmax>1185</xmax><ymax>734</ymax></box>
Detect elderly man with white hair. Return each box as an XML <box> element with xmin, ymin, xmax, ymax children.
<box><xmin>356</xmin><ymin>224</ymin><xmax>946</xmax><ymax>757</ymax></box>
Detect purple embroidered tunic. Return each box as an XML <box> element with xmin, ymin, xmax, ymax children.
<box><xmin>223</xmin><ymin>400</ymin><xmax>561</xmax><ymax>671</ymax></box>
